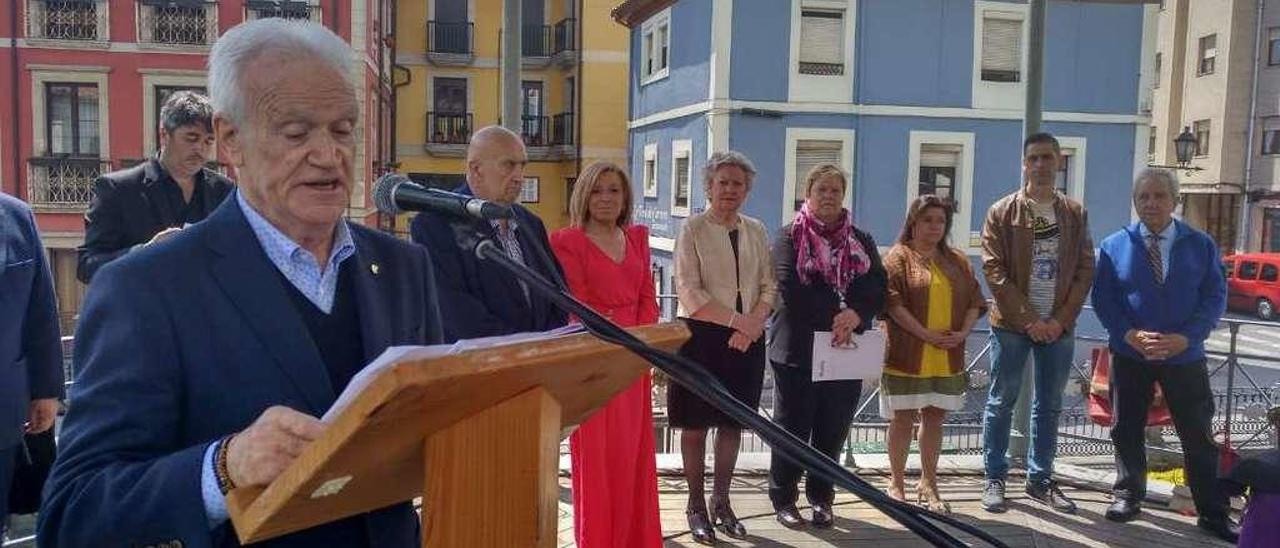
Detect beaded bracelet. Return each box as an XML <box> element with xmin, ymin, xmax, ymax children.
<box><xmin>215</xmin><ymin>433</ymin><xmax>237</xmax><ymax>495</ymax></box>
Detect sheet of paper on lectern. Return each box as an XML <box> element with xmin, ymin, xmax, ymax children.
<box><xmin>323</xmin><ymin>324</ymin><xmax>585</xmax><ymax>422</ymax></box>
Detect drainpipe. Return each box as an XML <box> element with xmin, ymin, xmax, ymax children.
<box><xmin>573</xmin><ymin>0</ymin><xmax>582</xmax><ymax>179</ymax></box>
<box><xmin>1238</xmin><ymin>0</ymin><xmax>1265</xmax><ymax>254</ymax></box>
<box><xmin>9</xmin><ymin>0</ymin><xmax>20</xmax><ymax>197</ymax></box>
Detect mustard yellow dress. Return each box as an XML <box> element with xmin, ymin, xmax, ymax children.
<box><xmin>879</xmin><ymin>261</ymin><xmax>967</xmax><ymax>418</ymax></box>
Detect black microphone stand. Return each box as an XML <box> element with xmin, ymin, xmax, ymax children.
<box><xmin>450</xmin><ymin>223</ymin><xmax>1008</xmax><ymax>548</ymax></box>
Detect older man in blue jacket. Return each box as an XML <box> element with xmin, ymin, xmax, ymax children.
<box><xmin>39</xmin><ymin>19</ymin><xmax>443</xmax><ymax>547</ymax></box>
<box><xmin>1092</xmin><ymin>168</ymin><xmax>1236</xmax><ymax>543</ymax></box>
<box><xmin>0</xmin><ymin>192</ymin><xmax>64</xmax><ymax>528</ymax></box>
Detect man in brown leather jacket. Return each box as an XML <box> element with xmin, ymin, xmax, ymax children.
<box><xmin>978</xmin><ymin>132</ymin><xmax>1094</xmax><ymax>515</ymax></box>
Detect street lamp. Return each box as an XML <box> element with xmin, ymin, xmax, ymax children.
<box><xmin>1150</xmin><ymin>126</ymin><xmax>1205</xmax><ymax>174</ymax></box>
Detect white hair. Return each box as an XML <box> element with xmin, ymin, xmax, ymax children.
<box><xmin>1134</xmin><ymin>167</ymin><xmax>1180</xmax><ymax>199</ymax></box>
<box><xmin>208</xmin><ymin>18</ymin><xmax>355</xmax><ymax>125</ymax></box>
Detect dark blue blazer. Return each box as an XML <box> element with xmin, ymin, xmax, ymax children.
<box><xmin>0</xmin><ymin>193</ymin><xmax>64</xmax><ymax>450</ymax></box>
<box><xmin>39</xmin><ymin>196</ymin><xmax>444</xmax><ymax>547</ymax></box>
<box><xmin>409</xmin><ymin>184</ymin><xmax>568</xmax><ymax>342</ymax></box>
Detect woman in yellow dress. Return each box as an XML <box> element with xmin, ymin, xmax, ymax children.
<box><xmin>881</xmin><ymin>195</ymin><xmax>987</xmax><ymax>513</ymax></box>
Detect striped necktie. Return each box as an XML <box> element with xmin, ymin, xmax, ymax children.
<box><xmin>1146</xmin><ymin>233</ymin><xmax>1164</xmax><ymax>285</ymax></box>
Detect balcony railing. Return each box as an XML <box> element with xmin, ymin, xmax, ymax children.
<box><xmin>137</xmin><ymin>1</ymin><xmax>218</xmax><ymax>46</ymax></box>
<box><xmin>550</xmin><ymin>112</ymin><xmax>575</xmax><ymax>146</ymax></box>
<box><xmin>520</xmin><ymin>115</ymin><xmax>549</xmax><ymax>147</ymax></box>
<box><xmin>26</xmin><ymin>0</ymin><xmax>108</xmax><ymax>41</ymax></box>
<box><xmin>522</xmin><ymin>24</ymin><xmax>550</xmax><ymax>57</ymax></box>
<box><xmin>427</xmin><ymin>21</ymin><xmax>473</xmax><ymax>55</ymax></box>
<box><xmin>552</xmin><ymin>18</ymin><xmax>576</xmax><ymax>56</ymax></box>
<box><xmin>244</xmin><ymin>0</ymin><xmax>321</xmax><ymax>22</ymax></box>
<box><xmin>426</xmin><ymin>112</ymin><xmax>473</xmax><ymax>145</ymax></box>
<box><xmin>27</xmin><ymin>156</ymin><xmax>111</xmax><ymax>208</ymax></box>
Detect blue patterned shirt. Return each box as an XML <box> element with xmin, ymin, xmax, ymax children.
<box><xmin>200</xmin><ymin>191</ymin><xmax>356</xmax><ymax>527</ymax></box>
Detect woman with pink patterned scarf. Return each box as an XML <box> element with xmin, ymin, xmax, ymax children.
<box><xmin>766</xmin><ymin>163</ymin><xmax>886</xmax><ymax>530</ymax></box>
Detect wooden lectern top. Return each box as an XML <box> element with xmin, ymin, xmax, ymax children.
<box><xmin>226</xmin><ymin>322</ymin><xmax>690</xmax><ymax>544</ymax></box>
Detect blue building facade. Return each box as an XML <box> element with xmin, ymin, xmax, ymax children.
<box><xmin>613</xmin><ymin>0</ymin><xmax>1157</xmax><ymax>296</ymax></box>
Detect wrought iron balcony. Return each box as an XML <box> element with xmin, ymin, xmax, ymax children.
<box><xmin>550</xmin><ymin>112</ymin><xmax>575</xmax><ymax>147</ymax></box>
<box><xmin>26</xmin><ymin>0</ymin><xmax>108</xmax><ymax>42</ymax></box>
<box><xmin>244</xmin><ymin>0</ymin><xmax>321</xmax><ymax>22</ymax></box>
<box><xmin>427</xmin><ymin>21</ymin><xmax>473</xmax><ymax>55</ymax></box>
<box><xmin>522</xmin><ymin>24</ymin><xmax>551</xmax><ymax>58</ymax></box>
<box><xmin>426</xmin><ymin>112</ymin><xmax>473</xmax><ymax>145</ymax></box>
<box><xmin>137</xmin><ymin>0</ymin><xmax>218</xmax><ymax>47</ymax></box>
<box><xmin>552</xmin><ymin>18</ymin><xmax>576</xmax><ymax>56</ymax></box>
<box><xmin>520</xmin><ymin>115</ymin><xmax>549</xmax><ymax>147</ymax></box>
<box><xmin>27</xmin><ymin>156</ymin><xmax>111</xmax><ymax>208</ymax></box>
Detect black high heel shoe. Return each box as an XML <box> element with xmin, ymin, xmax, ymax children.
<box><xmin>710</xmin><ymin>497</ymin><xmax>748</xmax><ymax>539</ymax></box>
<box><xmin>686</xmin><ymin>508</ymin><xmax>717</xmax><ymax>545</ymax></box>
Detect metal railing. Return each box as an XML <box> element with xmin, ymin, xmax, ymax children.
<box><xmin>243</xmin><ymin>1</ymin><xmax>321</xmax><ymax>22</ymax></box>
<box><xmin>427</xmin><ymin>20</ymin><xmax>473</xmax><ymax>55</ymax></box>
<box><xmin>550</xmin><ymin>112</ymin><xmax>575</xmax><ymax>146</ymax></box>
<box><xmin>520</xmin><ymin>115</ymin><xmax>548</xmax><ymax>147</ymax></box>
<box><xmin>26</xmin><ymin>157</ymin><xmax>110</xmax><ymax>208</ymax></box>
<box><xmin>521</xmin><ymin>24</ymin><xmax>551</xmax><ymax>57</ymax></box>
<box><xmin>651</xmin><ymin>296</ymin><xmax>1280</xmax><ymax>461</ymax></box>
<box><xmin>26</xmin><ymin>0</ymin><xmax>107</xmax><ymax>41</ymax></box>
<box><xmin>426</xmin><ymin>112</ymin><xmax>472</xmax><ymax>145</ymax></box>
<box><xmin>137</xmin><ymin>1</ymin><xmax>218</xmax><ymax>46</ymax></box>
<box><xmin>552</xmin><ymin>18</ymin><xmax>576</xmax><ymax>56</ymax></box>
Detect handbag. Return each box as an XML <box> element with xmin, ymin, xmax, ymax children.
<box><xmin>8</xmin><ymin>428</ymin><xmax>57</xmax><ymax>515</ymax></box>
<box><xmin>1086</xmin><ymin>346</ymin><xmax>1173</xmax><ymax>427</ymax></box>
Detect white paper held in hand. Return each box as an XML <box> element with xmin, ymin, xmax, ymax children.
<box><xmin>811</xmin><ymin>330</ymin><xmax>886</xmax><ymax>382</ymax></box>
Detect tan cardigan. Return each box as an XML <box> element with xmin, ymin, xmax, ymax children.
<box><xmin>674</xmin><ymin>212</ymin><xmax>777</xmax><ymax>318</ymax></box>
<box><xmin>883</xmin><ymin>244</ymin><xmax>988</xmax><ymax>375</ymax></box>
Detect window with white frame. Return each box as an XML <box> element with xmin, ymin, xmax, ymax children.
<box><xmin>1053</xmin><ymin>137</ymin><xmax>1087</xmax><ymax>202</ymax></box>
<box><xmin>981</xmin><ymin>15</ymin><xmax>1022</xmax><ymax>82</ymax></box>
<box><xmin>793</xmin><ymin>140</ymin><xmax>843</xmax><ymax>211</ymax></box>
<box><xmin>918</xmin><ymin>144</ymin><xmax>961</xmax><ymax>213</ymax></box>
<box><xmin>1198</xmin><ymin>34</ymin><xmax>1217</xmax><ymax>76</ymax></box>
<box><xmin>670</xmin><ymin>140</ymin><xmax>692</xmax><ymax>216</ymax></box>
<box><xmin>907</xmin><ymin>132</ymin><xmax>974</xmax><ymax>249</ymax></box>
<box><xmin>642</xmin><ymin>143</ymin><xmax>658</xmax><ymax>198</ymax></box>
<box><xmin>640</xmin><ymin>9</ymin><xmax>670</xmax><ymax>84</ymax></box>
<box><xmin>798</xmin><ymin>10</ymin><xmax>845</xmax><ymax>76</ymax></box>
<box><xmin>1054</xmin><ymin>152</ymin><xmax>1072</xmax><ymax>195</ymax></box>
<box><xmin>520</xmin><ymin>177</ymin><xmax>540</xmax><ymax>203</ymax></box>
<box><xmin>1263</xmin><ymin>117</ymin><xmax>1280</xmax><ymax>156</ymax></box>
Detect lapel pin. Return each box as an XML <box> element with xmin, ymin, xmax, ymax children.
<box><xmin>370</xmin><ymin>263</ymin><xmax>380</xmax><ymax>275</ymax></box>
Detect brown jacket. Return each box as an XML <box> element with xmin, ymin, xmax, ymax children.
<box><xmin>883</xmin><ymin>245</ymin><xmax>988</xmax><ymax>375</ymax></box>
<box><xmin>980</xmin><ymin>189</ymin><xmax>1095</xmax><ymax>332</ymax></box>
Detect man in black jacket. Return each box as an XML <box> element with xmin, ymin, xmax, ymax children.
<box><xmin>409</xmin><ymin>125</ymin><xmax>567</xmax><ymax>341</ymax></box>
<box><xmin>76</xmin><ymin>90</ymin><xmax>234</xmax><ymax>283</ymax></box>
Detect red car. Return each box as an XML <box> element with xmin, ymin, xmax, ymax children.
<box><xmin>1223</xmin><ymin>253</ymin><xmax>1280</xmax><ymax>320</ymax></box>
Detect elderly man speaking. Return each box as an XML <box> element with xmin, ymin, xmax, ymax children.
<box><xmin>38</xmin><ymin>19</ymin><xmax>444</xmax><ymax>547</ymax></box>
<box><xmin>1092</xmin><ymin>168</ymin><xmax>1237</xmax><ymax>543</ymax></box>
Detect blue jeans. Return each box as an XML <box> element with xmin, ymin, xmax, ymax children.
<box><xmin>982</xmin><ymin>327</ymin><xmax>1074</xmax><ymax>483</ymax></box>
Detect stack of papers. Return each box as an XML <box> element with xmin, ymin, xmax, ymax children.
<box><xmin>322</xmin><ymin>325</ymin><xmax>586</xmax><ymax>421</ymax></box>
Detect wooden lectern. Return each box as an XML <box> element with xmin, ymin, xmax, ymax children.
<box><xmin>225</xmin><ymin>322</ymin><xmax>689</xmax><ymax>547</ymax></box>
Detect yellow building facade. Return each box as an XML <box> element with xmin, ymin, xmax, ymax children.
<box><xmin>393</xmin><ymin>0</ymin><xmax>630</xmax><ymax>230</ymax></box>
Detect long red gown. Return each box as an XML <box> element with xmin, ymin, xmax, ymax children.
<box><xmin>549</xmin><ymin>224</ymin><xmax>663</xmax><ymax>548</ymax></box>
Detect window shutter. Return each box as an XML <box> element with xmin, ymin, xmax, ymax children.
<box><xmin>982</xmin><ymin>17</ymin><xmax>1022</xmax><ymax>80</ymax></box>
<box><xmin>794</xmin><ymin>140</ymin><xmax>843</xmax><ymax>208</ymax></box>
<box><xmin>799</xmin><ymin>10</ymin><xmax>844</xmax><ymax>75</ymax></box>
<box><xmin>674</xmin><ymin>155</ymin><xmax>690</xmax><ymax>208</ymax></box>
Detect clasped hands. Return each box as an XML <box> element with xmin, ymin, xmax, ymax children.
<box><xmin>727</xmin><ymin>312</ymin><xmax>765</xmax><ymax>352</ymax></box>
<box><xmin>1125</xmin><ymin>329</ymin><xmax>1188</xmax><ymax>362</ymax></box>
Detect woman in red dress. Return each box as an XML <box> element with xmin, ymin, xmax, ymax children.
<box><xmin>550</xmin><ymin>161</ymin><xmax>663</xmax><ymax>548</ymax></box>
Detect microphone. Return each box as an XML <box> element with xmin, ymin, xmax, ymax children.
<box><xmin>373</xmin><ymin>174</ymin><xmax>514</xmax><ymax>220</ymax></box>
